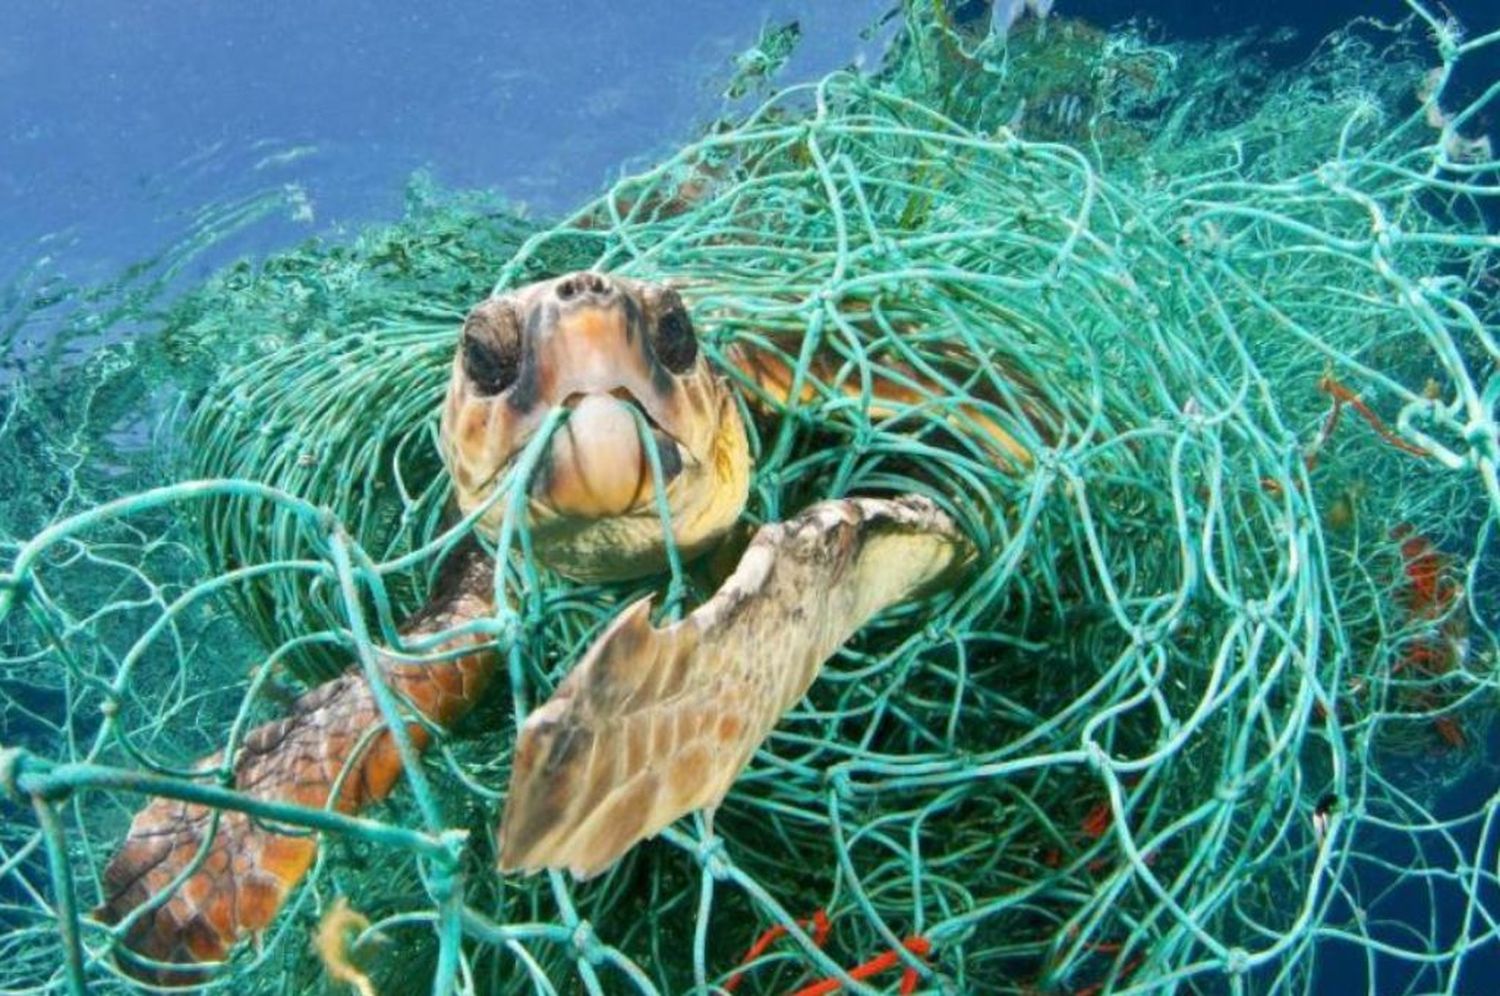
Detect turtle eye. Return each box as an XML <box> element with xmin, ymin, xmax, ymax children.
<box><xmin>461</xmin><ymin>299</ymin><xmax>521</xmax><ymax>395</ymax></box>
<box><xmin>463</xmin><ymin>335</ymin><xmax>517</xmax><ymax>395</ymax></box>
<box><xmin>652</xmin><ymin>304</ymin><xmax>698</xmax><ymax>374</ymax></box>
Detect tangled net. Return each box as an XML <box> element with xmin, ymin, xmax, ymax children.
<box><xmin>3</xmin><ymin>3</ymin><xmax>1498</xmax><ymax>993</ymax></box>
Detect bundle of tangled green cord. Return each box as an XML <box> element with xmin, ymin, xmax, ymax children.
<box><xmin>2</xmin><ymin>4</ymin><xmax>1497</xmax><ymax>994</ymax></box>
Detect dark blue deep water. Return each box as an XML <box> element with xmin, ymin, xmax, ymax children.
<box><xmin>2</xmin><ymin>3</ymin><xmax>1497</xmax><ymax>994</ymax></box>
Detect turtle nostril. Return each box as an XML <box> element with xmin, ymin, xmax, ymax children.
<box><xmin>555</xmin><ymin>272</ymin><xmax>612</xmax><ymax>303</ymax></box>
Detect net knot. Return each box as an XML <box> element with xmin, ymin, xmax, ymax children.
<box><xmin>1222</xmin><ymin>946</ymin><xmax>1251</xmax><ymax>974</ymax></box>
<box><xmin>865</xmin><ymin>235</ymin><xmax>898</xmax><ymax>262</ymax></box>
<box><xmin>1084</xmin><ymin>740</ymin><xmax>1111</xmax><ymax>773</ymax></box>
<box><xmin>1433</xmin><ymin>19</ymin><xmax>1462</xmax><ymax>60</ymax></box>
<box><xmin>570</xmin><ymin>920</ymin><xmax>605</xmax><ymax>966</ymax></box>
<box><xmin>1177</xmin><ymin>400</ymin><xmax>1208</xmax><ymax>434</ymax></box>
<box><xmin>437</xmin><ymin>828</ymin><xmax>469</xmax><ymax>867</ymax></box>
<box><xmin>828</xmin><ymin>765</ymin><xmax>854</xmax><ymax>799</ymax></box>
<box><xmin>1463</xmin><ymin>420</ymin><xmax>1497</xmax><ymax>461</ymax></box>
<box><xmin>423</xmin><ymin>861</ymin><xmax>458</xmax><ymax>901</ymax></box>
<box><xmin>1032</xmin><ymin>446</ymin><xmax>1066</xmax><ymax>479</ymax></box>
<box><xmin>480</xmin><ymin>615</ymin><xmax>517</xmax><ymax>640</ymax></box>
<box><xmin>420</xmin><ymin>834</ymin><xmax>465</xmax><ymax>900</ymax></box>
<box><xmin>1315</xmin><ymin>161</ymin><xmax>1349</xmax><ymax>188</ymax></box>
<box><xmin>696</xmin><ymin>834</ymin><xmax>731</xmax><ymax>881</ymax></box>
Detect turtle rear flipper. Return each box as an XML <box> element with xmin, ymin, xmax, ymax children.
<box><xmin>95</xmin><ymin>545</ymin><xmax>496</xmax><ymax>981</ymax></box>
<box><xmin>497</xmin><ymin>494</ymin><xmax>972</xmax><ymax>879</ymax></box>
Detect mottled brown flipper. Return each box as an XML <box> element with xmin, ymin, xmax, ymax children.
<box><xmin>95</xmin><ymin>547</ymin><xmax>496</xmax><ymax>981</ymax></box>
<box><xmin>727</xmin><ymin>340</ymin><xmax>1040</xmax><ymax>468</ymax></box>
<box><xmin>497</xmin><ymin>495</ymin><xmax>972</xmax><ymax>879</ymax></box>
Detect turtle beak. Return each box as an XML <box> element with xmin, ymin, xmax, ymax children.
<box><xmin>528</xmin><ymin>392</ymin><xmax>685</xmax><ymax>518</ymax></box>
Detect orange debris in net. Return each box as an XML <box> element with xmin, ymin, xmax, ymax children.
<box><xmin>787</xmin><ymin>937</ymin><xmax>933</xmax><ymax>996</ymax></box>
<box><xmin>1080</xmin><ymin>801</ymin><xmax>1112</xmax><ymax>839</ymax></box>
<box><xmin>1433</xmin><ymin>715</ymin><xmax>1468</xmax><ymax>749</ymax></box>
<box><xmin>1314</xmin><ymin>373</ymin><xmax>1429</xmax><ymax>459</ymax></box>
<box><xmin>1387</xmin><ymin>524</ymin><xmax>1474</xmax><ymax>751</ymax></box>
<box><xmin>1391</xmin><ymin>524</ymin><xmax>1463</xmax><ymax>620</ymax></box>
<box><xmin>724</xmin><ymin>909</ymin><xmax>832</xmax><ymax>993</ymax></box>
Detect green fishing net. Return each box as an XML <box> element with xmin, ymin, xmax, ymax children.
<box><xmin>3</xmin><ymin>4</ymin><xmax>1498</xmax><ymax>993</ymax></box>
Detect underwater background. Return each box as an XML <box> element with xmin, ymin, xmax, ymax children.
<box><xmin>3</xmin><ymin>2</ymin><xmax>1500</xmax><ymax>993</ymax></box>
<box><xmin>7</xmin><ymin>1</ymin><xmax>1493</xmax><ymax>299</ymax></box>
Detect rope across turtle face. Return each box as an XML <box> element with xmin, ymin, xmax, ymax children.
<box><xmin>440</xmin><ymin>273</ymin><xmax>752</xmax><ymax>582</ymax></box>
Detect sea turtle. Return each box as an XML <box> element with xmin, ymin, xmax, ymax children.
<box><xmin>96</xmin><ymin>271</ymin><xmax>1027</xmax><ymax>977</ymax></box>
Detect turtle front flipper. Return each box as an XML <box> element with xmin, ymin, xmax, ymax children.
<box><xmin>497</xmin><ymin>494</ymin><xmax>972</xmax><ymax>879</ymax></box>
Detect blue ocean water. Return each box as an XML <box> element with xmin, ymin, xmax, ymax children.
<box><xmin>0</xmin><ymin>2</ymin><xmax>889</xmax><ymax>291</ymax></box>
<box><xmin>3</xmin><ymin>1</ymin><xmax>1496</xmax><ymax>296</ymax></box>
<box><xmin>2</xmin><ymin>2</ymin><xmax>1497</xmax><ymax>993</ymax></box>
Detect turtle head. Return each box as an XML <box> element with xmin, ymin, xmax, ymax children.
<box><xmin>440</xmin><ymin>272</ymin><xmax>751</xmax><ymax>581</ymax></box>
